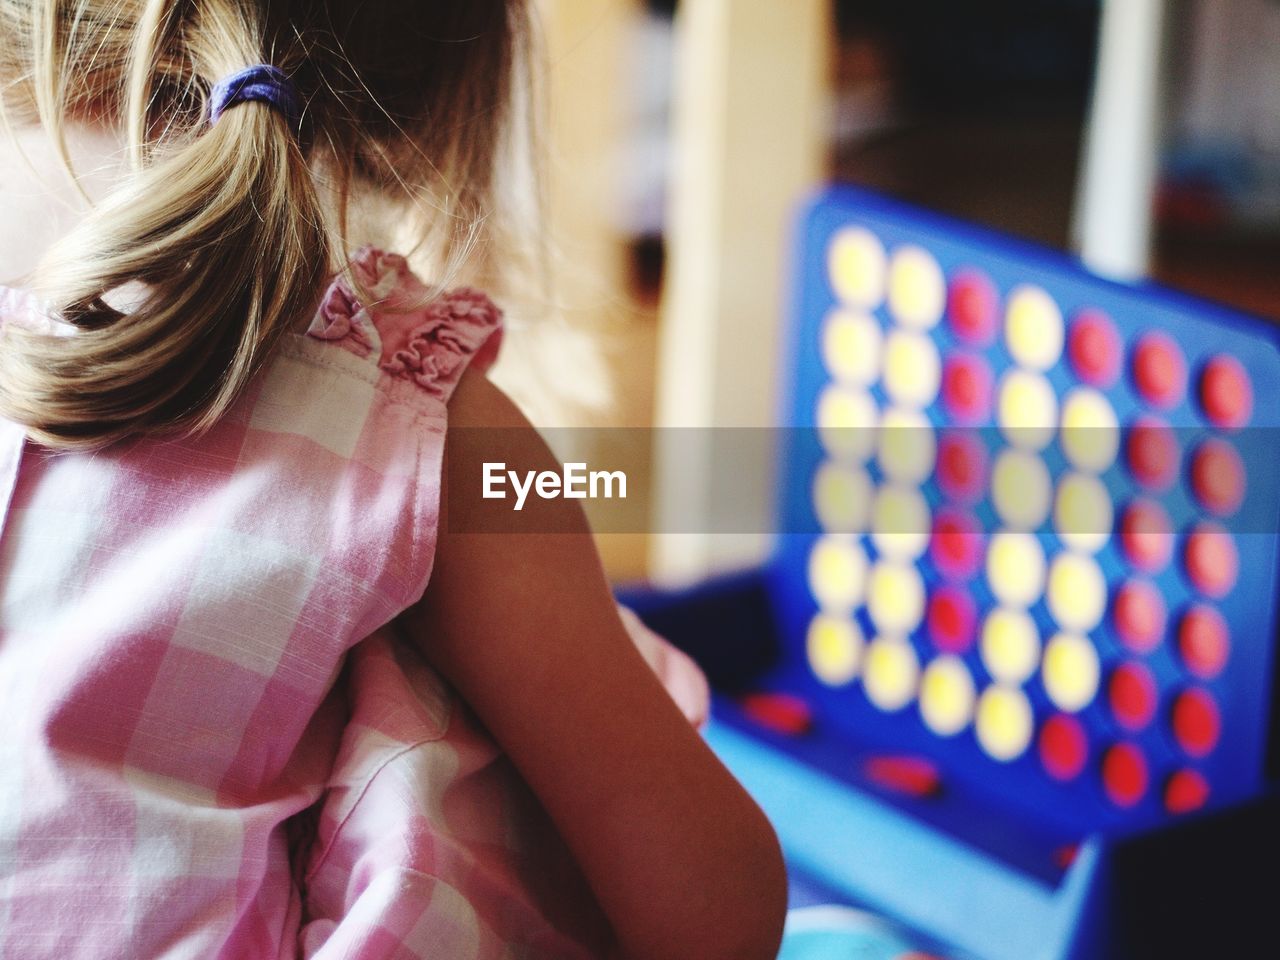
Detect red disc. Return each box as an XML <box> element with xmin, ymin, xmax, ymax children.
<box><xmin>941</xmin><ymin>353</ymin><xmax>993</xmax><ymax>424</ymax></box>
<box><xmin>1164</xmin><ymin>769</ymin><xmax>1211</xmax><ymax>815</ymax></box>
<box><xmin>1119</xmin><ymin>499</ymin><xmax>1174</xmax><ymax>573</ymax></box>
<box><xmin>1199</xmin><ymin>355</ymin><xmax>1252</xmax><ymax>430</ymax></box>
<box><xmin>1112</xmin><ymin>579</ymin><xmax>1166</xmax><ymax>653</ymax></box>
<box><xmin>1177</xmin><ymin>605</ymin><xmax>1230</xmax><ymax>679</ymax></box>
<box><xmin>930</xmin><ymin>509</ymin><xmax>983</xmax><ymax>580</ymax></box>
<box><xmin>862</xmin><ymin>755</ymin><xmax>942</xmax><ymax>798</ymax></box>
<box><xmin>1188</xmin><ymin>438</ymin><xmax>1245</xmax><ymax>516</ymax></box>
<box><xmin>1102</xmin><ymin>742</ymin><xmax>1149</xmax><ymax>808</ymax></box>
<box><xmin>1125</xmin><ymin>417</ymin><xmax>1179</xmax><ymax>490</ymax></box>
<box><xmin>927</xmin><ymin>584</ymin><xmax>977</xmax><ymax>653</ymax></box>
<box><xmin>1171</xmin><ymin>688</ymin><xmax>1221</xmax><ymax>758</ymax></box>
<box><xmin>739</xmin><ymin>692</ymin><xmax>813</xmax><ymax>736</ymax></box>
<box><xmin>1068</xmin><ymin>310</ymin><xmax>1122</xmax><ymax>387</ymax></box>
<box><xmin>947</xmin><ymin>270</ymin><xmax>998</xmax><ymax>345</ymax></box>
<box><xmin>1039</xmin><ymin>713</ymin><xmax>1089</xmax><ymax>781</ymax></box>
<box><xmin>1109</xmin><ymin>662</ymin><xmax>1158</xmax><ymax>731</ymax></box>
<box><xmin>936</xmin><ymin>432</ymin><xmax>988</xmax><ymax>505</ymax></box>
<box><xmin>1183</xmin><ymin>523</ymin><xmax>1238</xmax><ymax>598</ymax></box>
<box><xmin>1132</xmin><ymin>332</ymin><xmax>1187</xmax><ymax>409</ymax></box>
<box><xmin>1053</xmin><ymin>844</ymin><xmax>1081</xmax><ymax>870</ymax></box>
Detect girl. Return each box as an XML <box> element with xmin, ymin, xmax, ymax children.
<box><xmin>0</xmin><ymin>2</ymin><xmax>786</xmax><ymax>958</ymax></box>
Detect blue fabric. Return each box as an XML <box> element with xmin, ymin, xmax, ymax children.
<box><xmin>209</xmin><ymin>64</ymin><xmax>301</xmax><ymax>133</ymax></box>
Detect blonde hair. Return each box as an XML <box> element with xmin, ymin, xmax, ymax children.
<box><xmin>0</xmin><ymin>0</ymin><xmax>530</xmax><ymax>449</ymax></box>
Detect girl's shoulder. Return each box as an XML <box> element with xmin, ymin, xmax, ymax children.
<box><xmin>0</xmin><ymin>249</ymin><xmax>506</xmax><ymax>638</ymax></box>
<box><xmin>0</xmin><ymin>247</ymin><xmax>505</xmax><ymax>415</ymax></box>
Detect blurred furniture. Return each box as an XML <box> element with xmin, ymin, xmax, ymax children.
<box><xmin>650</xmin><ymin>0</ymin><xmax>830</xmax><ymax>584</ymax></box>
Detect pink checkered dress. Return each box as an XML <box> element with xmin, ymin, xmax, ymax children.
<box><xmin>0</xmin><ymin>251</ymin><xmax>599</xmax><ymax>959</ymax></box>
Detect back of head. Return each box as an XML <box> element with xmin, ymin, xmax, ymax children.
<box><xmin>0</xmin><ymin>0</ymin><xmax>528</xmax><ymax>449</ymax></box>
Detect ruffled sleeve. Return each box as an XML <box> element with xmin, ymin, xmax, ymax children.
<box><xmin>306</xmin><ymin>248</ymin><xmax>503</xmax><ymax>401</ymax></box>
<box><xmin>376</xmin><ymin>286</ymin><xmax>503</xmax><ymax>398</ymax></box>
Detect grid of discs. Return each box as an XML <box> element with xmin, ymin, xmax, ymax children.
<box><xmin>810</xmin><ymin>224</ymin><xmax>1250</xmax><ymax>816</ymax></box>
<box><xmin>809</xmin><ymin>227</ymin><xmax>947</xmax><ymax>727</ymax></box>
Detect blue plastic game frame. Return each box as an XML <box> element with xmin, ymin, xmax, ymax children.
<box><xmin>771</xmin><ymin>186</ymin><xmax>1280</xmax><ymax>837</ymax></box>
<box><xmin>621</xmin><ymin>185</ymin><xmax>1280</xmax><ymax>959</ymax></box>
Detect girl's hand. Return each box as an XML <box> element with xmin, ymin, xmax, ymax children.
<box><xmin>617</xmin><ymin>604</ymin><xmax>711</xmax><ymax>729</ymax></box>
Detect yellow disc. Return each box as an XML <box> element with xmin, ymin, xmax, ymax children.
<box><xmin>821</xmin><ymin>309</ymin><xmax>883</xmax><ymax>386</ymax></box>
<box><xmin>1059</xmin><ymin>387</ymin><xmax>1119</xmax><ymax>473</ymax></box>
<box><xmin>887</xmin><ymin>245</ymin><xmax>945</xmax><ymax>329</ymax></box>
<box><xmin>1053</xmin><ymin>472</ymin><xmax>1112</xmax><ymax>554</ymax></box>
<box><xmin>975</xmin><ymin>684</ymin><xmax>1034</xmax><ymax>761</ymax></box>
<box><xmin>870</xmin><ymin>484</ymin><xmax>931</xmax><ymax>560</ymax></box>
<box><xmin>1005</xmin><ymin>284</ymin><xmax>1063</xmax><ymax>371</ymax></box>
<box><xmin>817</xmin><ymin>385</ymin><xmax>877</xmax><ymax>462</ymax></box>
<box><xmin>863</xmin><ymin>637</ymin><xmax>920</xmax><ymax>712</ymax></box>
<box><xmin>877</xmin><ymin>407</ymin><xmax>936</xmax><ymax>484</ymax></box>
<box><xmin>1042</xmin><ymin>632</ymin><xmax>1101</xmax><ymax>712</ymax></box>
<box><xmin>985</xmin><ymin>531</ymin><xmax>1045</xmax><ymax>608</ymax></box>
<box><xmin>813</xmin><ymin>462</ymin><xmax>873</xmax><ymax>534</ymax></box>
<box><xmin>998</xmin><ymin>369</ymin><xmax>1058</xmax><ymax>451</ymax></box>
<box><xmin>807</xmin><ymin>614</ymin><xmax>864</xmax><ymax>686</ymax></box>
<box><xmin>807</xmin><ymin>535</ymin><xmax>867</xmax><ymax>612</ymax></box>
<box><xmin>980</xmin><ymin>607</ymin><xmax>1041</xmax><ymax>685</ymax></box>
<box><xmin>883</xmin><ymin>329</ymin><xmax>941</xmax><ymax>408</ymax></box>
<box><xmin>1046</xmin><ymin>552</ymin><xmax>1106</xmax><ymax>632</ymax></box>
<box><xmin>992</xmin><ymin>449</ymin><xmax>1051</xmax><ymax>530</ymax></box>
<box><xmin>919</xmin><ymin>655</ymin><xmax>977</xmax><ymax>736</ymax></box>
<box><xmin>828</xmin><ymin>227</ymin><xmax>887</xmax><ymax>308</ymax></box>
<box><xmin>867</xmin><ymin>560</ymin><xmax>926</xmax><ymax>634</ymax></box>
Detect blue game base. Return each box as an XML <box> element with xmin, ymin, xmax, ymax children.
<box><xmin>779</xmin><ymin>904</ymin><xmax>937</xmax><ymax>960</ymax></box>
<box><xmin>621</xmin><ymin>574</ymin><xmax>1280</xmax><ymax>959</ymax></box>
<box><xmin>618</xmin><ymin>183</ymin><xmax>1280</xmax><ymax>957</ymax></box>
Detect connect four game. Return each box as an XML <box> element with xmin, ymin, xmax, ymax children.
<box><xmin>768</xmin><ymin>186</ymin><xmax>1280</xmax><ymax>834</ymax></box>
<box><xmin>625</xmin><ymin>186</ymin><xmax>1280</xmax><ymax>959</ymax></box>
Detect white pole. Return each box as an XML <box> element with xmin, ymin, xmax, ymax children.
<box><xmin>1074</xmin><ymin>0</ymin><xmax>1167</xmax><ymax>280</ymax></box>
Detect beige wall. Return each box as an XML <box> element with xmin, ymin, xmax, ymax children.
<box><xmin>652</xmin><ymin>0</ymin><xmax>830</xmax><ymax>584</ymax></box>
<box><xmin>531</xmin><ymin>0</ymin><xmax>831</xmax><ymax>583</ymax></box>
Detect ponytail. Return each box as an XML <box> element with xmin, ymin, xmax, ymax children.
<box><xmin>0</xmin><ymin>0</ymin><xmax>528</xmax><ymax>450</ymax></box>
<box><xmin>0</xmin><ymin>0</ymin><xmax>329</xmax><ymax>449</ymax></box>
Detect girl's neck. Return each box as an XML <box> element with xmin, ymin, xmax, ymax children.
<box><xmin>0</xmin><ymin>121</ymin><xmax>130</xmax><ymax>285</ymax></box>
<box><xmin>0</xmin><ymin>121</ymin><xmax>408</xmax><ymax>288</ymax></box>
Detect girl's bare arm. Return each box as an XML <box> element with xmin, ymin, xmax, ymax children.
<box><xmin>401</xmin><ymin>369</ymin><xmax>787</xmax><ymax>960</ymax></box>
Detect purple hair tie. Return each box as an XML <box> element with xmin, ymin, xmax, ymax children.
<box><xmin>209</xmin><ymin>64</ymin><xmax>301</xmax><ymax>133</ymax></box>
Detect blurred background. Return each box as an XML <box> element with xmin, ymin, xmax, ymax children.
<box><xmin>507</xmin><ymin>0</ymin><xmax>1280</xmax><ymax>584</ymax></box>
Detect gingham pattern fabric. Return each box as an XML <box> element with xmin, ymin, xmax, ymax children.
<box><xmin>0</xmin><ymin>250</ymin><xmax>593</xmax><ymax>958</ymax></box>
<box><xmin>298</xmin><ymin>629</ymin><xmax>603</xmax><ymax>960</ymax></box>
